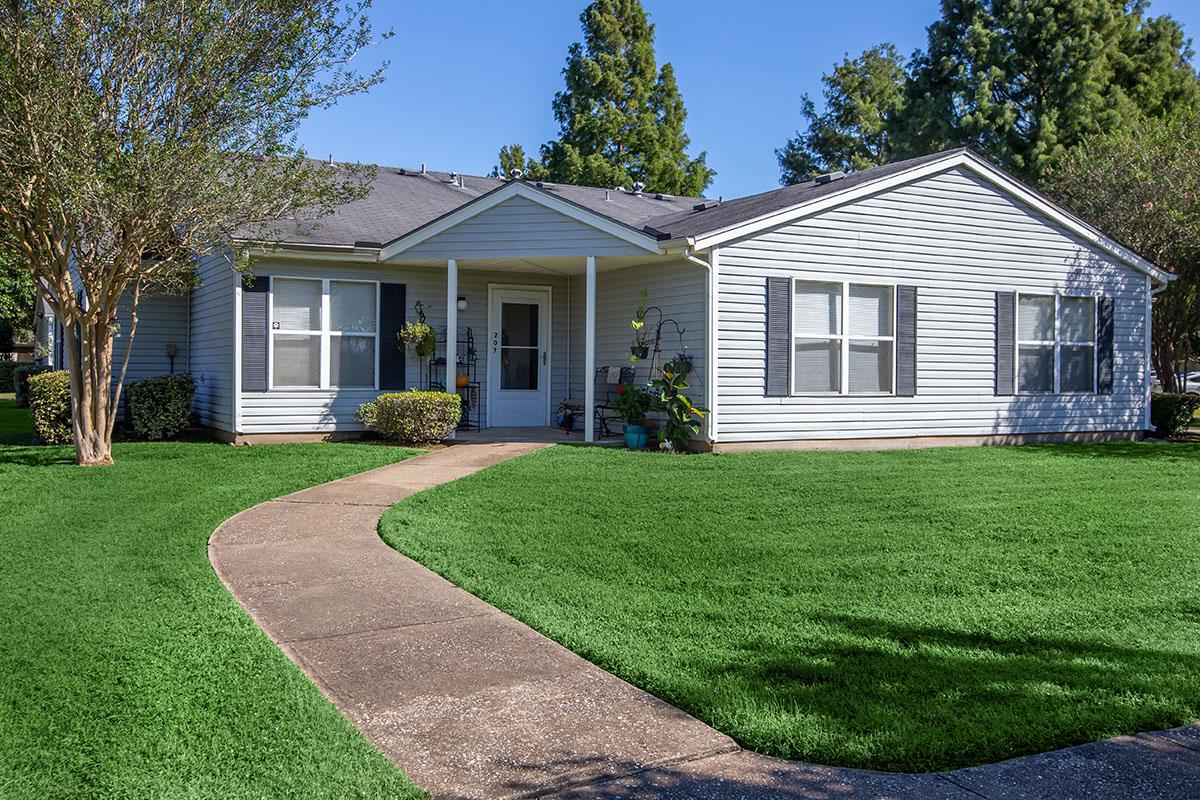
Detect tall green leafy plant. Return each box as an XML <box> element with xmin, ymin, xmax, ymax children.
<box><xmin>649</xmin><ymin>364</ymin><xmax>706</xmax><ymax>451</ymax></box>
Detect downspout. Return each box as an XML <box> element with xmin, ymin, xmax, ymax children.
<box><xmin>1147</xmin><ymin>278</ymin><xmax>1168</xmax><ymax>432</ymax></box>
<box><xmin>681</xmin><ymin>247</ymin><xmax>718</xmax><ymax>447</ymax></box>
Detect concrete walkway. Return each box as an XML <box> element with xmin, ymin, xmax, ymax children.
<box><xmin>209</xmin><ymin>443</ymin><xmax>1200</xmax><ymax>800</ymax></box>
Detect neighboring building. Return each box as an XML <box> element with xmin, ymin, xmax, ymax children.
<box><xmin>38</xmin><ymin>149</ymin><xmax>1172</xmax><ymax>449</ymax></box>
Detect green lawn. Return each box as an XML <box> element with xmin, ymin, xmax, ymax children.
<box><xmin>380</xmin><ymin>442</ymin><xmax>1200</xmax><ymax>773</ymax></box>
<box><xmin>0</xmin><ymin>395</ymin><xmax>423</xmax><ymax>799</ymax></box>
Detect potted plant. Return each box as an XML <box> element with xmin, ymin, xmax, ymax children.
<box><xmin>611</xmin><ymin>384</ymin><xmax>654</xmax><ymax>449</ymax></box>
<box><xmin>666</xmin><ymin>350</ymin><xmax>693</xmax><ymax>377</ymax></box>
<box><xmin>398</xmin><ymin>301</ymin><xmax>436</xmax><ymax>359</ymax></box>
<box><xmin>629</xmin><ymin>290</ymin><xmax>650</xmax><ymax>361</ymax></box>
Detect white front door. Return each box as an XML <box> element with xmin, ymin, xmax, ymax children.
<box><xmin>488</xmin><ymin>287</ymin><xmax>551</xmax><ymax>427</ymax></box>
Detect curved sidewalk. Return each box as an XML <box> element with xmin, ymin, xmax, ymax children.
<box><xmin>209</xmin><ymin>442</ymin><xmax>1200</xmax><ymax>800</ymax></box>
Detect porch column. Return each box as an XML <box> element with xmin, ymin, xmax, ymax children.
<box><xmin>446</xmin><ymin>258</ymin><xmax>458</xmax><ymax>393</ymax></box>
<box><xmin>584</xmin><ymin>255</ymin><xmax>596</xmax><ymax>442</ymax></box>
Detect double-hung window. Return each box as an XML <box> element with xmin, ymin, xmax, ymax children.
<box><xmin>792</xmin><ymin>280</ymin><xmax>894</xmax><ymax>395</ymax></box>
<box><xmin>1016</xmin><ymin>294</ymin><xmax>1095</xmax><ymax>394</ymax></box>
<box><xmin>271</xmin><ymin>277</ymin><xmax>378</xmax><ymax>389</ymax></box>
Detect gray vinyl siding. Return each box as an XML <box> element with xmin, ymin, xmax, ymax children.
<box><xmin>238</xmin><ymin>259</ymin><xmax>569</xmax><ymax>433</ymax></box>
<box><xmin>404</xmin><ymin>195</ymin><xmax>649</xmax><ymax>260</ymax></box>
<box><xmin>567</xmin><ymin>260</ymin><xmax>709</xmax><ymax>411</ymax></box>
<box><xmin>715</xmin><ymin>166</ymin><xmax>1148</xmax><ymax>443</ymax></box>
<box><xmin>112</xmin><ymin>292</ymin><xmax>189</xmax><ymax>385</ymax></box>
<box><xmin>189</xmin><ymin>250</ymin><xmax>237</xmax><ymax>431</ymax></box>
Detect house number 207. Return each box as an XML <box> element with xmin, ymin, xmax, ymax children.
<box><xmin>492</xmin><ymin>331</ymin><xmax>498</xmax><ymax>353</ymax></box>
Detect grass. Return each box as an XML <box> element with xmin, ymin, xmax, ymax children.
<box><xmin>380</xmin><ymin>442</ymin><xmax>1200</xmax><ymax>773</ymax></box>
<box><xmin>0</xmin><ymin>394</ymin><xmax>424</xmax><ymax>799</ymax></box>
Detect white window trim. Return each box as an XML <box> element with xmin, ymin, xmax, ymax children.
<box><xmin>267</xmin><ymin>276</ymin><xmax>380</xmax><ymax>391</ymax></box>
<box><xmin>1014</xmin><ymin>292</ymin><xmax>1098</xmax><ymax>395</ymax></box>
<box><xmin>789</xmin><ymin>278</ymin><xmax>897</xmax><ymax>397</ymax></box>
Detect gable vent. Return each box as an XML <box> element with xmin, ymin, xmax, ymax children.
<box><xmin>815</xmin><ymin>170</ymin><xmax>847</xmax><ymax>185</ymax></box>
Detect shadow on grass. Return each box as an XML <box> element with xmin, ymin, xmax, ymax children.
<box><xmin>690</xmin><ymin>612</ymin><xmax>1199</xmax><ymax>772</ymax></box>
<box><xmin>1013</xmin><ymin>440</ymin><xmax>1199</xmax><ymax>460</ymax></box>
<box><xmin>0</xmin><ymin>444</ymin><xmax>74</xmax><ymax>466</ymax></box>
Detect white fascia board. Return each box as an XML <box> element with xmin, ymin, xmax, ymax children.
<box><xmin>378</xmin><ymin>181</ymin><xmax>664</xmax><ymax>260</ymax></box>
<box><xmin>691</xmin><ymin>151</ymin><xmax>1173</xmax><ymax>284</ymax></box>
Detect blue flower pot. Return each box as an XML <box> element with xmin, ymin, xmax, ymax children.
<box><xmin>624</xmin><ymin>423</ymin><xmax>651</xmax><ymax>450</ymax></box>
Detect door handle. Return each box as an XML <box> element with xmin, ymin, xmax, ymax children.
<box><xmin>542</xmin><ymin>351</ymin><xmax>547</xmax><ymax>365</ymax></box>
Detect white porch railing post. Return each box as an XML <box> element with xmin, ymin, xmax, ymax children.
<box><xmin>446</xmin><ymin>259</ymin><xmax>458</xmax><ymax>433</ymax></box>
<box><xmin>584</xmin><ymin>255</ymin><xmax>596</xmax><ymax>443</ymax></box>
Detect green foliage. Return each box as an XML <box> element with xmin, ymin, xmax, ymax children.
<box><xmin>357</xmin><ymin>391</ymin><xmax>462</xmax><ymax>444</ymax></box>
<box><xmin>12</xmin><ymin>363</ymin><xmax>50</xmax><ymax>407</ymax></box>
<box><xmin>0</xmin><ymin>0</ymin><xmax>390</xmax><ymax>464</ymax></box>
<box><xmin>0</xmin><ymin>244</ymin><xmax>35</xmax><ymax>336</ymax></box>
<box><xmin>502</xmin><ymin>0</ymin><xmax>714</xmax><ymax>196</ymax></box>
<box><xmin>611</xmin><ymin>383</ymin><xmax>653</xmax><ymax>425</ymax></box>
<box><xmin>127</xmin><ymin>374</ymin><xmax>196</xmax><ymax>440</ymax></box>
<box><xmin>398</xmin><ymin>321</ymin><xmax>435</xmax><ymax>358</ymax></box>
<box><xmin>1045</xmin><ymin>110</ymin><xmax>1200</xmax><ymax>390</ymax></box>
<box><xmin>1150</xmin><ymin>392</ymin><xmax>1200</xmax><ymax>437</ymax></box>
<box><xmin>777</xmin><ymin>44</ymin><xmax>908</xmax><ymax>183</ymax></box>
<box><xmin>0</xmin><ymin>394</ymin><xmax>421</xmax><ymax>798</ymax></box>
<box><xmin>648</xmin><ymin>364</ymin><xmax>706</xmax><ymax>450</ymax></box>
<box><xmin>0</xmin><ymin>359</ymin><xmax>18</xmax><ymax>392</ymax></box>
<box><xmin>490</xmin><ymin>144</ymin><xmax>545</xmax><ymax>180</ymax></box>
<box><xmin>27</xmin><ymin>369</ymin><xmax>71</xmax><ymax>444</ymax></box>
<box><xmin>383</xmin><ymin>442</ymin><xmax>1200</xmax><ymax>771</ymax></box>
<box><xmin>781</xmin><ymin>1</ymin><xmax>1200</xmax><ymax>184</ymax></box>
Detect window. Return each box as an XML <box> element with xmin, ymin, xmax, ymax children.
<box><xmin>1016</xmin><ymin>294</ymin><xmax>1095</xmax><ymax>394</ymax></box>
<box><xmin>792</xmin><ymin>280</ymin><xmax>894</xmax><ymax>395</ymax></box>
<box><xmin>270</xmin><ymin>278</ymin><xmax>378</xmax><ymax>389</ymax></box>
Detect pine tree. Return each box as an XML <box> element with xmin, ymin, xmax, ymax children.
<box><xmin>898</xmin><ymin>0</ymin><xmax>1200</xmax><ymax>181</ymax></box>
<box><xmin>776</xmin><ymin>44</ymin><xmax>908</xmax><ymax>184</ymax></box>
<box><xmin>778</xmin><ymin>0</ymin><xmax>1200</xmax><ymax>185</ymax></box>
<box><xmin>497</xmin><ymin>0</ymin><xmax>713</xmax><ymax>195</ymax></box>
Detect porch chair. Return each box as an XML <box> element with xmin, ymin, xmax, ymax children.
<box><xmin>557</xmin><ymin>366</ymin><xmax>635</xmax><ymax>437</ymax></box>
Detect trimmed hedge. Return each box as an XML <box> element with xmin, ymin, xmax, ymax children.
<box><xmin>1150</xmin><ymin>392</ymin><xmax>1200</xmax><ymax>437</ymax></box>
<box><xmin>127</xmin><ymin>374</ymin><xmax>196</xmax><ymax>440</ymax></box>
<box><xmin>0</xmin><ymin>359</ymin><xmax>18</xmax><ymax>393</ymax></box>
<box><xmin>14</xmin><ymin>363</ymin><xmax>52</xmax><ymax>407</ymax></box>
<box><xmin>28</xmin><ymin>370</ymin><xmax>72</xmax><ymax>445</ymax></box>
<box><xmin>357</xmin><ymin>391</ymin><xmax>461</xmax><ymax>445</ymax></box>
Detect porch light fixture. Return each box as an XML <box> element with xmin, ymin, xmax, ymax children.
<box><xmin>457</xmin><ymin>296</ymin><xmax>468</xmax><ymax>312</ymax></box>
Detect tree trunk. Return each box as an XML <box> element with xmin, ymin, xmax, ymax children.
<box><xmin>64</xmin><ymin>316</ymin><xmax>117</xmax><ymax>466</ymax></box>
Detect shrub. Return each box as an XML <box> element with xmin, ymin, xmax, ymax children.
<box><xmin>1150</xmin><ymin>392</ymin><xmax>1200</xmax><ymax>437</ymax></box>
<box><xmin>127</xmin><ymin>374</ymin><xmax>196</xmax><ymax>440</ymax></box>
<box><xmin>357</xmin><ymin>391</ymin><xmax>461</xmax><ymax>444</ymax></box>
<box><xmin>28</xmin><ymin>370</ymin><xmax>72</xmax><ymax>444</ymax></box>
<box><xmin>0</xmin><ymin>359</ymin><xmax>18</xmax><ymax>393</ymax></box>
<box><xmin>14</xmin><ymin>363</ymin><xmax>52</xmax><ymax>407</ymax></box>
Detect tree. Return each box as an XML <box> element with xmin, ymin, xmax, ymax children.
<box><xmin>0</xmin><ymin>244</ymin><xmax>36</xmax><ymax>340</ymax></box>
<box><xmin>489</xmin><ymin>144</ymin><xmax>545</xmax><ymax>180</ymax></box>
<box><xmin>1045</xmin><ymin>110</ymin><xmax>1200</xmax><ymax>392</ymax></box>
<box><xmin>777</xmin><ymin>44</ymin><xmax>908</xmax><ymax>184</ymax></box>
<box><xmin>901</xmin><ymin>0</ymin><xmax>1200</xmax><ymax>182</ymax></box>
<box><xmin>0</xmin><ymin>1</ymin><xmax>389</xmax><ymax>465</ymax></box>
<box><xmin>780</xmin><ymin>1</ymin><xmax>1200</xmax><ymax>185</ymax></box>
<box><xmin>497</xmin><ymin>0</ymin><xmax>713</xmax><ymax>196</ymax></box>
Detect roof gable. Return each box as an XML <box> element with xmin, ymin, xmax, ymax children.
<box><xmin>651</xmin><ymin>150</ymin><xmax>1171</xmax><ymax>284</ymax></box>
<box><xmin>379</xmin><ymin>181</ymin><xmax>663</xmax><ymax>261</ymax></box>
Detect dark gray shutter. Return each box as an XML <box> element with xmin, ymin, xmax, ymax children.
<box><xmin>1097</xmin><ymin>295</ymin><xmax>1114</xmax><ymax>395</ymax></box>
<box><xmin>241</xmin><ymin>276</ymin><xmax>268</xmax><ymax>392</ymax></box>
<box><xmin>379</xmin><ymin>283</ymin><xmax>407</xmax><ymax>390</ymax></box>
<box><xmin>765</xmin><ymin>277</ymin><xmax>791</xmax><ymax>397</ymax></box>
<box><xmin>995</xmin><ymin>291</ymin><xmax>1015</xmax><ymax>396</ymax></box>
<box><xmin>896</xmin><ymin>285</ymin><xmax>918</xmax><ymax>396</ymax></box>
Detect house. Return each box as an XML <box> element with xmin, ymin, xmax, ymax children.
<box><xmin>38</xmin><ymin>148</ymin><xmax>1172</xmax><ymax>449</ymax></box>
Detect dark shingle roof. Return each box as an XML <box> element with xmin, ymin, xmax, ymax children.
<box><xmin>252</xmin><ymin>164</ymin><xmax>705</xmax><ymax>248</ymax></box>
<box><xmin>641</xmin><ymin>149</ymin><xmax>969</xmax><ymax>239</ymax></box>
<box><xmin>249</xmin><ymin>149</ymin><xmax>975</xmax><ymax>248</ymax></box>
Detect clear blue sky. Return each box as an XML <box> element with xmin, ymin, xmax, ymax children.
<box><xmin>297</xmin><ymin>0</ymin><xmax>1200</xmax><ymax>200</ymax></box>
